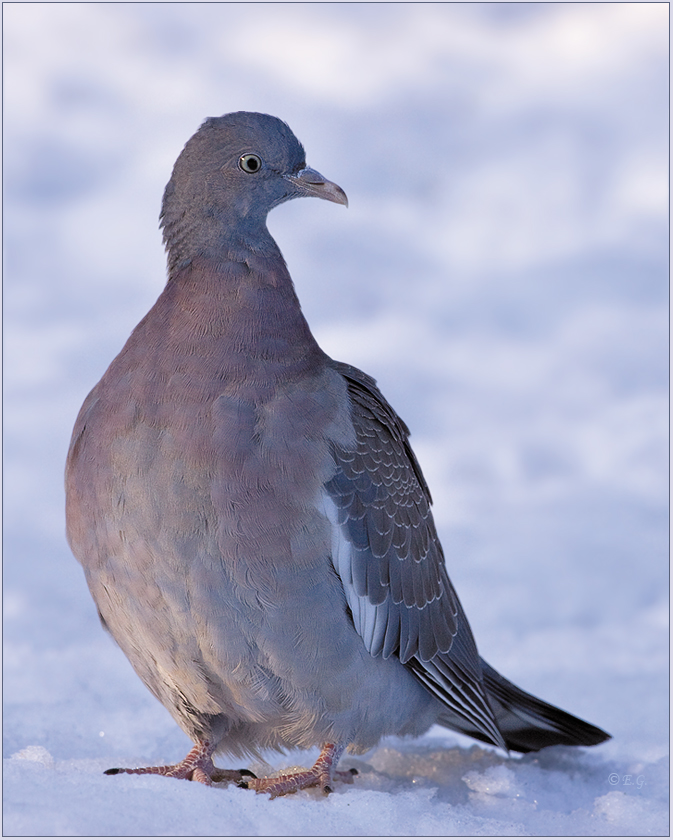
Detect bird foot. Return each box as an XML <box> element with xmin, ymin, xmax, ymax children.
<box><xmin>104</xmin><ymin>740</ymin><xmax>256</xmax><ymax>786</ymax></box>
<box><xmin>239</xmin><ymin>743</ymin><xmax>357</xmax><ymax>798</ymax></box>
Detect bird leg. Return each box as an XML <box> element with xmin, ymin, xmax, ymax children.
<box><xmin>104</xmin><ymin>739</ymin><xmax>256</xmax><ymax>786</ymax></box>
<box><xmin>239</xmin><ymin>742</ymin><xmax>357</xmax><ymax>798</ymax></box>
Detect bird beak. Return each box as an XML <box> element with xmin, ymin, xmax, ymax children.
<box><xmin>285</xmin><ymin>167</ymin><xmax>348</xmax><ymax>207</ymax></box>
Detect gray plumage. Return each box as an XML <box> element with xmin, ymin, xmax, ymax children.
<box><xmin>65</xmin><ymin>112</ymin><xmax>609</xmax><ymax>794</ymax></box>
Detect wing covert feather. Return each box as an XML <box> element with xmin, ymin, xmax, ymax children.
<box><xmin>325</xmin><ymin>361</ymin><xmax>457</xmax><ymax>659</ymax></box>
<box><xmin>324</xmin><ymin>361</ymin><xmax>506</xmax><ymax>747</ymax></box>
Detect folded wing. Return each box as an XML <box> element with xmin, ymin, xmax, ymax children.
<box><xmin>325</xmin><ymin>361</ymin><xmax>610</xmax><ymax>754</ymax></box>
<box><xmin>325</xmin><ymin>361</ymin><xmax>506</xmax><ymax>750</ymax></box>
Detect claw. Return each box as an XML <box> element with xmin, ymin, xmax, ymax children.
<box><xmin>242</xmin><ymin>743</ymin><xmax>353</xmax><ymax>798</ymax></box>
<box><xmin>103</xmin><ymin>740</ymin><xmax>253</xmax><ymax>786</ymax></box>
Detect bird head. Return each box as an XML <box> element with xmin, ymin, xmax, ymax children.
<box><xmin>160</xmin><ymin>112</ymin><xmax>347</xmax><ymax>269</ymax></box>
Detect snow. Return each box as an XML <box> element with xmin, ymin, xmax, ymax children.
<box><xmin>3</xmin><ymin>3</ymin><xmax>668</xmax><ymax>836</ymax></box>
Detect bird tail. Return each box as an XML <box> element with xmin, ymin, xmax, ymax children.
<box><xmin>476</xmin><ymin>659</ymin><xmax>611</xmax><ymax>753</ymax></box>
<box><xmin>434</xmin><ymin>658</ymin><xmax>610</xmax><ymax>753</ymax></box>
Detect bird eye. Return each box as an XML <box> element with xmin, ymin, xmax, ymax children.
<box><xmin>239</xmin><ymin>154</ymin><xmax>262</xmax><ymax>173</ymax></box>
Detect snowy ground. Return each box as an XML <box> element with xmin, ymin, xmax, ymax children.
<box><xmin>3</xmin><ymin>3</ymin><xmax>669</xmax><ymax>836</ymax></box>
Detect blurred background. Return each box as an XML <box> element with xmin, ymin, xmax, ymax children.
<box><xmin>4</xmin><ymin>1</ymin><xmax>668</xmax><ymax>770</ymax></box>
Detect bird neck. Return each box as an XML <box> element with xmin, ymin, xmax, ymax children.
<box><xmin>163</xmin><ymin>209</ymin><xmax>276</xmax><ymax>279</ymax></box>
<box><xmin>147</xmin><ymin>247</ymin><xmax>324</xmax><ymax>390</ymax></box>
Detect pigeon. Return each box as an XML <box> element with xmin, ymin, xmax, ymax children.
<box><xmin>65</xmin><ymin>111</ymin><xmax>610</xmax><ymax>798</ymax></box>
